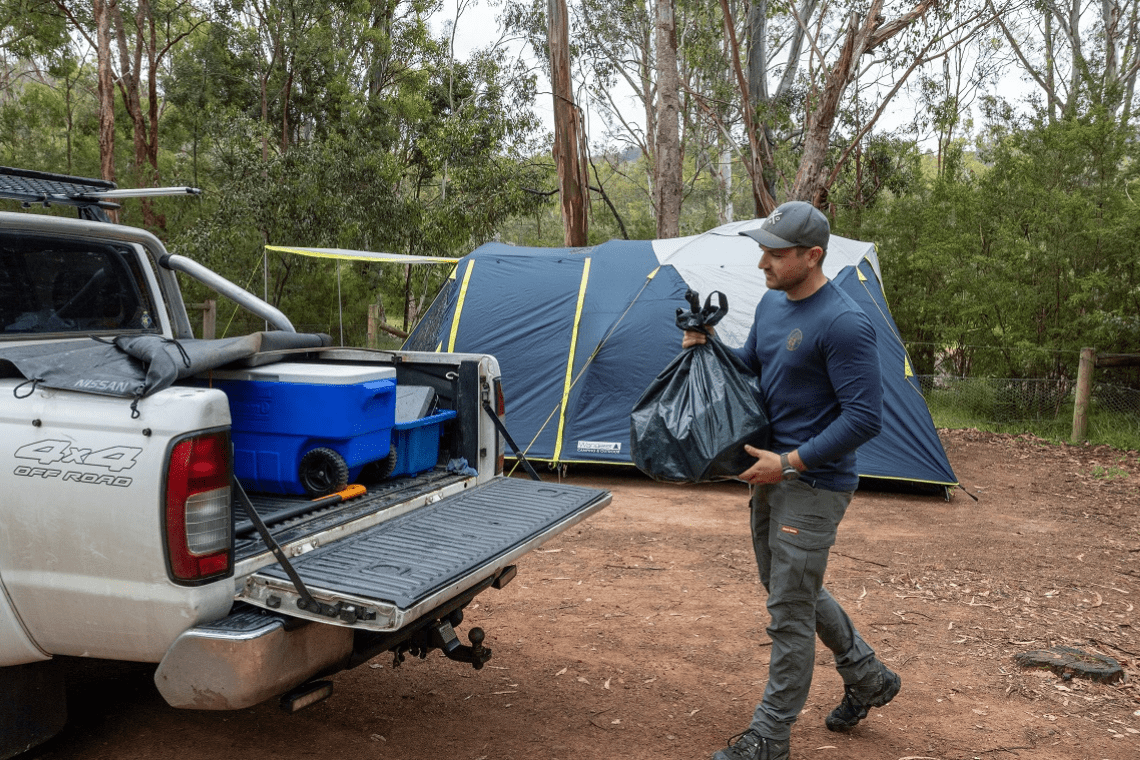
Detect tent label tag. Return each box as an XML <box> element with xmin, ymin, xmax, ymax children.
<box><xmin>577</xmin><ymin>441</ymin><xmax>621</xmax><ymax>454</ymax></box>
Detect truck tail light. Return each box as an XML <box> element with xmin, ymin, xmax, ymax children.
<box><xmin>165</xmin><ymin>431</ymin><xmax>233</xmax><ymax>583</ymax></box>
<box><xmin>494</xmin><ymin>378</ymin><xmax>505</xmax><ymax>475</ymax></box>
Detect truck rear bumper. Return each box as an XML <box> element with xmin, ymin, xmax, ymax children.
<box><xmin>154</xmin><ymin>608</ymin><xmax>352</xmax><ymax>710</ymax></box>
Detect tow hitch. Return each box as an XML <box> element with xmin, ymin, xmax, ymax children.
<box><xmin>433</xmin><ymin>620</ymin><xmax>491</xmax><ymax>669</ymax></box>
<box><xmin>392</xmin><ymin>614</ymin><xmax>492</xmax><ymax>670</ymax></box>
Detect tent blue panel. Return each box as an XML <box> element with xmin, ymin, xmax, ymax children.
<box><xmin>561</xmin><ymin>264</ymin><xmax>691</xmax><ymax>462</ymax></box>
<box><xmin>835</xmin><ymin>262</ymin><xmax>958</xmax><ymax>486</ymax></box>
<box><xmin>425</xmin><ymin>241</ymin><xmax>665</xmax><ymax>462</ymax></box>
<box><xmin>447</xmin><ymin>251</ymin><xmax>585</xmax><ymax>457</ymax></box>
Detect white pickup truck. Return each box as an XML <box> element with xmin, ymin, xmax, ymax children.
<box><xmin>0</xmin><ymin>167</ymin><xmax>610</xmax><ymax>758</ymax></box>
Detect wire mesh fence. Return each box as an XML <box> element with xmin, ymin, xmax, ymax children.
<box><xmin>914</xmin><ymin>375</ymin><xmax>1140</xmax><ymax>423</ymax></box>
<box><xmin>905</xmin><ymin>342</ymin><xmax>1140</xmax><ymax>448</ymax></box>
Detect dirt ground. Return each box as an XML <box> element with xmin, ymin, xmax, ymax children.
<box><xmin>34</xmin><ymin>429</ymin><xmax>1140</xmax><ymax>760</ymax></box>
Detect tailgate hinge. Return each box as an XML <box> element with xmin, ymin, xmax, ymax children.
<box><xmin>236</xmin><ymin>479</ymin><xmax>376</xmax><ymax>625</ymax></box>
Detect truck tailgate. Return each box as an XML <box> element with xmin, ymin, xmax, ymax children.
<box><xmin>236</xmin><ymin>477</ymin><xmax>609</xmax><ymax>631</ymax></box>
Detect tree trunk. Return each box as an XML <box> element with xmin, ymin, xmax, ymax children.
<box><xmin>94</xmin><ymin>0</ymin><xmax>115</xmax><ymax>183</ymax></box>
<box><xmin>1045</xmin><ymin>13</ymin><xmax>1057</xmax><ymax>121</ymax></box>
<box><xmin>715</xmin><ymin>141</ymin><xmax>733</xmax><ymax>224</ymax></box>
<box><xmin>641</xmin><ymin>32</ymin><xmax>656</xmax><ymax>202</ymax></box>
<box><xmin>548</xmin><ymin>0</ymin><xmax>588</xmax><ymax>246</ymax></box>
<box><xmin>719</xmin><ymin>0</ymin><xmax>776</xmax><ymax>216</ymax></box>
<box><xmin>145</xmin><ymin>0</ymin><xmax>160</xmax><ymax>174</ymax></box>
<box><xmin>109</xmin><ymin>0</ymin><xmax>165</xmax><ymax>226</ymax></box>
<box><xmin>791</xmin><ymin>0</ymin><xmax>934</xmax><ymax>206</ymax></box>
<box><xmin>746</xmin><ymin>0</ymin><xmax>768</xmax><ymax>104</ymax></box>
<box><xmin>653</xmin><ymin>0</ymin><xmax>682</xmax><ymax>238</ymax></box>
<box><xmin>403</xmin><ymin>264</ymin><xmax>418</xmax><ymax>331</ymax></box>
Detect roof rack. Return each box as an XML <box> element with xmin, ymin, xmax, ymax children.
<box><xmin>0</xmin><ymin>166</ymin><xmax>200</xmax><ymax>222</ymax></box>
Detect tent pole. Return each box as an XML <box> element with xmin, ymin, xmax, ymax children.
<box><xmin>337</xmin><ymin>260</ymin><xmax>344</xmax><ymax>346</ymax></box>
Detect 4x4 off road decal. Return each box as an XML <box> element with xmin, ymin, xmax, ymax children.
<box><xmin>13</xmin><ymin>439</ymin><xmax>140</xmax><ymax>487</ymax></box>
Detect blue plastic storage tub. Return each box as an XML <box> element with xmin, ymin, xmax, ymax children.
<box><xmin>205</xmin><ymin>362</ymin><xmax>396</xmax><ymax>495</ymax></box>
<box><xmin>389</xmin><ymin>409</ymin><xmax>457</xmax><ymax>478</ymax></box>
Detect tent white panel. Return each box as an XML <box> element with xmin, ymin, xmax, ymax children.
<box><xmin>652</xmin><ymin>219</ymin><xmax>880</xmax><ymax>347</ymax></box>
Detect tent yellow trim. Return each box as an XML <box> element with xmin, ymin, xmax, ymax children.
<box><xmin>265</xmin><ymin>245</ymin><xmax>460</xmax><ymax>264</ymax></box>
<box><xmin>510</xmin><ymin>456</ymin><xmax>640</xmax><ymax>468</ymax></box>
<box><xmin>853</xmin><ymin>257</ymin><xmax>922</xmax><ymax>388</ymax></box>
<box><xmin>446</xmin><ymin>260</ymin><xmax>476</xmax><ymax>352</ymax></box>
<box><xmin>553</xmin><ymin>258</ymin><xmax>592</xmax><ymax>463</ymax></box>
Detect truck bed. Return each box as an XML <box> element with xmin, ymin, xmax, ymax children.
<box><xmin>235</xmin><ymin>468</ymin><xmax>469</xmax><ymax>562</ymax></box>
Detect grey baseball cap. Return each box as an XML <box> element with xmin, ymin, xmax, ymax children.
<box><xmin>739</xmin><ymin>201</ymin><xmax>829</xmax><ymax>251</ymax></box>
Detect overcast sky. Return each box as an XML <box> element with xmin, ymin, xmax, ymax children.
<box><xmin>432</xmin><ymin>1</ymin><xmax>1011</xmax><ymax>154</ymax></box>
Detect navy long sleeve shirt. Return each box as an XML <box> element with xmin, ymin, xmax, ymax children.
<box><xmin>732</xmin><ymin>280</ymin><xmax>883</xmax><ymax>491</ymax></box>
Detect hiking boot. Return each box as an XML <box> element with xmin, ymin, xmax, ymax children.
<box><xmin>710</xmin><ymin>729</ymin><xmax>789</xmax><ymax>760</ymax></box>
<box><xmin>825</xmin><ymin>661</ymin><xmax>902</xmax><ymax>732</ymax></box>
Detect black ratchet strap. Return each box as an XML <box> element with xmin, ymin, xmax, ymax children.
<box><xmin>233</xmin><ymin>478</ymin><xmax>323</xmax><ymax>614</ymax></box>
<box><xmin>482</xmin><ymin>400</ymin><xmax>542</xmax><ymax>481</ymax></box>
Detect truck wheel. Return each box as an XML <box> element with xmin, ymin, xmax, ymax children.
<box><xmin>0</xmin><ymin>660</ymin><xmax>67</xmax><ymax>759</ymax></box>
<box><xmin>298</xmin><ymin>447</ymin><xmax>349</xmax><ymax>497</ymax></box>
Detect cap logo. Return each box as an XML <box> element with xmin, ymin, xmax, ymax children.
<box><xmin>766</xmin><ymin>210</ymin><xmax>782</xmax><ymax>226</ymax></box>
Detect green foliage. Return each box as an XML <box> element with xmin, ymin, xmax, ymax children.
<box><xmin>857</xmin><ymin>109</ymin><xmax>1140</xmax><ymax>383</ymax></box>
<box><xmin>2</xmin><ymin>1</ymin><xmax>550</xmax><ymax>343</ymax></box>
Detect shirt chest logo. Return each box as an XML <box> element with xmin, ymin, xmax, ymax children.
<box><xmin>786</xmin><ymin>329</ymin><xmax>803</xmax><ymax>351</ymax></box>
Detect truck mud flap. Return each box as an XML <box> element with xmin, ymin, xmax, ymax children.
<box><xmin>236</xmin><ymin>478</ymin><xmax>609</xmax><ymax>632</ymax></box>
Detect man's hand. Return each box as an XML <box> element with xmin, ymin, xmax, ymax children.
<box><xmin>737</xmin><ymin>444</ymin><xmax>782</xmax><ymax>484</ymax></box>
<box><xmin>682</xmin><ymin>326</ymin><xmax>713</xmax><ymax>349</ymax></box>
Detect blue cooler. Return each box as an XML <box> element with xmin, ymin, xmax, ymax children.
<box><xmin>206</xmin><ymin>362</ymin><xmax>397</xmax><ymax>495</ymax></box>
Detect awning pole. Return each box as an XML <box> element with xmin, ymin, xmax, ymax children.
<box><xmin>337</xmin><ymin>260</ymin><xmax>344</xmax><ymax>346</ymax></box>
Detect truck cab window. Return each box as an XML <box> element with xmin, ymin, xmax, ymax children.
<box><xmin>0</xmin><ymin>236</ymin><xmax>157</xmax><ymax>336</ymax></box>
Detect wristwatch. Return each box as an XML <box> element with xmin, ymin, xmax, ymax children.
<box><xmin>780</xmin><ymin>452</ymin><xmax>800</xmax><ymax>481</ymax></box>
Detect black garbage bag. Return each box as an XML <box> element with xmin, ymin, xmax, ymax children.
<box><xmin>630</xmin><ymin>290</ymin><xmax>770</xmax><ymax>483</ymax></box>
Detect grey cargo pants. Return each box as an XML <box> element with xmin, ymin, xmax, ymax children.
<box><xmin>747</xmin><ymin>480</ymin><xmax>878</xmax><ymax>741</ymax></box>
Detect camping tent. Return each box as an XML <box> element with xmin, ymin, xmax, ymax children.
<box><xmin>404</xmin><ymin>219</ymin><xmax>957</xmax><ymax>492</ymax></box>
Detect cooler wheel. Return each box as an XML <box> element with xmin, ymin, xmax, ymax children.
<box><xmin>298</xmin><ymin>447</ymin><xmax>349</xmax><ymax>497</ymax></box>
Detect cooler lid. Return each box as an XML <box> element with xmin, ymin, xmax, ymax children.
<box><xmin>207</xmin><ymin>361</ymin><xmax>396</xmax><ymax>385</ymax></box>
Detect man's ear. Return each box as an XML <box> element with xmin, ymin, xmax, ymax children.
<box><xmin>807</xmin><ymin>245</ymin><xmax>825</xmax><ymax>268</ymax></box>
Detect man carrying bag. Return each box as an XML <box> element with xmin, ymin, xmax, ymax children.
<box><xmin>686</xmin><ymin>202</ymin><xmax>899</xmax><ymax>760</ymax></box>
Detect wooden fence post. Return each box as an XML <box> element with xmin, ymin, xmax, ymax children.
<box><xmin>187</xmin><ymin>301</ymin><xmax>216</xmax><ymax>339</ymax></box>
<box><xmin>1071</xmin><ymin>346</ymin><xmax>1096</xmax><ymax>443</ymax></box>
<box><xmin>367</xmin><ymin>304</ymin><xmax>379</xmax><ymax>349</ymax></box>
<box><xmin>202</xmin><ymin>299</ymin><xmax>216</xmax><ymax>340</ymax></box>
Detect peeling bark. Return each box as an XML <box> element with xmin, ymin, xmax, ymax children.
<box><xmin>654</xmin><ymin>0</ymin><xmax>682</xmax><ymax>238</ymax></box>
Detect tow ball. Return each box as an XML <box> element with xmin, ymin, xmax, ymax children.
<box><xmin>431</xmin><ymin>620</ymin><xmax>491</xmax><ymax>669</ymax></box>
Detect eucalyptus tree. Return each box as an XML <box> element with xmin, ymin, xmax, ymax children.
<box><xmin>503</xmin><ymin>0</ymin><xmax>753</xmax><ymax>233</ymax></box>
<box><xmin>0</xmin><ymin>2</ymin><xmax>102</xmax><ymax>174</ymax></box>
<box><xmin>504</xmin><ymin>0</ymin><xmax>999</xmax><ymax>233</ymax></box>
<box><xmin>14</xmin><ymin>0</ymin><xmax>211</xmax><ymax>218</ymax></box>
<box><xmin>170</xmin><ymin>2</ymin><xmax>548</xmax><ymax>331</ymax></box>
<box><xmin>0</xmin><ymin>0</ymin><xmax>70</xmax><ymax>96</ymax></box>
<box><xmin>726</xmin><ymin>0</ymin><xmax>1004</xmax><ymax>213</ymax></box>
<box><xmin>988</xmin><ymin>0</ymin><xmax>1140</xmax><ymax>125</ymax></box>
